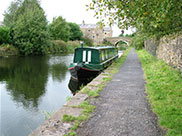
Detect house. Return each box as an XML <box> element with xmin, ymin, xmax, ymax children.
<box><xmin>79</xmin><ymin>21</ymin><xmax>112</xmax><ymax>44</ymax></box>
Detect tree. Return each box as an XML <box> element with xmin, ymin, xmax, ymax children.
<box><xmin>3</xmin><ymin>0</ymin><xmax>23</xmax><ymax>27</ymax></box>
<box><xmin>49</xmin><ymin>16</ymin><xmax>71</xmax><ymax>42</ymax></box>
<box><xmin>12</xmin><ymin>0</ymin><xmax>50</xmax><ymax>55</ymax></box>
<box><xmin>88</xmin><ymin>0</ymin><xmax>182</xmax><ymax>37</ymax></box>
<box><xmin>68</xmin><ymin>23</ymin><xmax>83</xmax><ymax>41</ymax></box>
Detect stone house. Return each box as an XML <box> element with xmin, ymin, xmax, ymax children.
<box><xmin>79</xmin><ymin>21</ymin><xmax>112</xmax><ymax>44</ymax></box>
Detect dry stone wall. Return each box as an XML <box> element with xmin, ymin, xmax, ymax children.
<box><xmin>145</xmin><ymin>35</ymin><xmax>182</xmax><ymax>70</ymax></box>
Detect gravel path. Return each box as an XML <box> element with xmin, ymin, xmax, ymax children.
<box><xmin>77</xmin><ymin>48</ymin><xmax>165</xmax><ymax>136</ymax></box>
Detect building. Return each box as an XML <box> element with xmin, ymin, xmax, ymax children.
<box><xmin>79</xmin><ymin>21</ymin><xmax>112</xmax><ymax>44</ymax></box>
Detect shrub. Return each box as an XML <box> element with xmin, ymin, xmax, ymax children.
<box><xmin>130</xmin><ymin>32</ymin><xmax>146</xmax><ymax>50</ymax></box>
<box><xmin>67</xmin><ymin>40</ymin><xmax>80</xmax><ymax>53</ymax></box>
<box><xmin>0</xmin><ymin>26</ymin><xmax>11</xmax><ymax>45</ymax></box>
<box><xmin>82</xmin><ymin>37</ymin><xmax>94</xmax><ymax>47</ymax></box>
<box><xmin>48</xmin><ymin>40</ymin><xmax>67</xmax><ymax>53</ymax></box>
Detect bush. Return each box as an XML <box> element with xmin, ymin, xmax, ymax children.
<box><xmin>82</xmin><ymin>37</ymin><xmax>94</xmax><ymax>47</ymax></box>
<box><xmin>130</xmin><ymin>32</ymin><xmax>146</xmax><ymax>50</ymax></box>
<box><xmin>0</xmin><ymin>26</ymin><xmax>11</xmax><ymax>45</ymax></box>
<box><xmin>67</xmin><ymin>41</ymin><xmax>80</xmax><ymax>53</ymax></box>
<box><xmin>48</xmin><ymin>40</ymin><xmax>67</xmax><ymax>53</ymax></box>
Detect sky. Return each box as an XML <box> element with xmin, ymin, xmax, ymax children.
<box><xmin>0</xmin><ymin>0</ymin><xmax>134</xmax><ymax>36</ymax></box>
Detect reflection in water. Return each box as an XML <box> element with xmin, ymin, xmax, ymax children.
<box><xmin>0</xmin><ymin>56</ymin><xmax>49</xmax><ymax>108</ymax></box>
<box><xmin>0</xmin><ymin>54</ymin><xmax>72</xmax><ymax>136</ymax></box>
<box><xmin>50</xmin><ymin>64</ymin><xmax>67</xmax><ymax>82</ymax></box>
<box><xmin>68</xmin><ymin>76</ymin><xmax>97</xmax><ymax>95</ymax></box>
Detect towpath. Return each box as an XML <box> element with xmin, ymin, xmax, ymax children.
<box><xmin>77</xmin><ymin>48</ymin><xmax>165</xmax><ymax>136</ymax></box>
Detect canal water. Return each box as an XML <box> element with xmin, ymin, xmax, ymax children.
<box><xmin>0</xmin><ymin>54</ymin><xmax>74</xmax><ymax>136</ymax></box>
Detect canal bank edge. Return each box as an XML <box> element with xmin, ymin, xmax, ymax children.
<box><xmin>29</xmin><ymin>49</ymin><xmax>129</xmax><ymax>136</ymax></box>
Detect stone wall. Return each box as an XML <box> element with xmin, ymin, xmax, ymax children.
<box><xmin>145</xmin><ymin>35</ymin><xmax>182</xmax><ymax>70</ymax></box>
<box><xmin>144</xmin><ymin>38</ymin><xmax>159</xmax><ymax>56</ymax></box>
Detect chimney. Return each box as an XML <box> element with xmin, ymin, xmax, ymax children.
<box><xmin>82</xmin><ymin>20</ymin><xmax>85</xmax><ymax>25</ymax></box>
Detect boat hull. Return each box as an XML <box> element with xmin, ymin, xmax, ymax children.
<box><xmin>69</xmin><ymin>66</ymin><xmax>100</xmax><ymax>82</ymax></box>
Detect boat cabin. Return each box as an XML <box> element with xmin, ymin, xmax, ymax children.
<box><xmin>73</xmin><ymin>46</ymin><xmax>118</xmax><ymax>64</ymax></box>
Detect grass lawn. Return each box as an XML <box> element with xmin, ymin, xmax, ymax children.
<box><xmin>137</xmin><ymin>50</ymin><xmax>182</xmax><ymax>136</ymax></box>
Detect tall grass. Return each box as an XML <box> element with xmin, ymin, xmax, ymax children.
<box><xmin>137</xmin><ymin>50</ymin><xmax>182</xmax><ymax>136</ymax></box>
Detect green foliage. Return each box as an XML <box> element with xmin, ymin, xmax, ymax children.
<box><xmin>3</xmin><ymin>0</ymin><xmax>23</xmax><ymax>27</ymax></box>
<box><xmin>88</xmin><ymin>0</ymin><xmax>182</xmax><ymax>37</ymax></box>
<box><xmin>64</xmin><ymin>131</ymin><xmax>76</xmax><ymax>136</ymax></box>
<box><xmin>119</xmin><ymin>33</ymin><xmax>136</xmax><ymax>37</ymax></box>
<box><xmin>137</xmin><ymin>50</ymin><xmax>182</xmax><ymax>136</ymax></box>
<box><xmin>49</xmin><ymin>16</ymin><xmax>71</xmax><ymax>42</ymax></box>
<box><xmin>0</xmin><ymin>26</ymin><xmax>11</xmax><ymax>44</ymax></box>
<box><xmin>82</xmin><ymin>37</ymin><xmax>94</xmax><ymax>47</ymax></box>
<box><xmin>78</xmin><ymin>101</ymin><xmax>96</xmax><ymax>114</ymax></box>
<box><xmin>66</xmin><ymin>96</ymin><xmax>72</xmax><ymax>102</ymax></box>
<box><xmin>130</xmin><ymin>32</ymin><xmax>146</xmax><ymax>50</ymax></box>
<box><xmin>0</xmin><ymin>44</ymin><xmax>19</xmax><ymax>56</ymax></box>
<box><xmin>68</xmin><ymin>23</ymin><xmax>83</xmax><ymax>41</ymax></box>
<box><xmin>12</xmin><ymin>0</ymin><xmax>50</xmax><ymax>55</ymax></box>
<box><xmin>103</xmin><ymin>77</ymin><xmax>112</xmax><ymax>81</ymax></box>
<box><xmin>67</xmin><ymin>40</ymin><xmax>80</xmax><ymax>53</ymax></box>
<box><xmin>103</xmin><ymin>40</ymin><xmax>112</xmax><ymax>46</ymax></box>
<box><xmin>48</xmin><ymin>40</ymin><xmax>67</xmax><ymax>53</ymax></box>
<box><xmin>62</xmin><ymin>114</ymin><xmax>77</xmax><ymax>122</ymax></box>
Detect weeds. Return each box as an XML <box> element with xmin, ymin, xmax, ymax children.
<box><xmin>42</xmin><ymin>111</ymin><xmax>55</xmax><ymax>120</ymax></box>
<box><xmin>66</xmin><ymin>96</ymin><xmax>72</xmax><ymax>102</ymax></box>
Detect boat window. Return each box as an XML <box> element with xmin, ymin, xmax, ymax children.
<box><xmin>102</xmin><ymin>50</ymin><xmax>104</xmax><ymax>61</ymax></box>
<box><xmin>83</xmin><ymin>50</ymin><xmax>86</xmax><ymax>62</ymax></box>
<box><xmin>88</xmin><ymin>51</ymin><xmax>91</xmax><ymax>62</ymax></box>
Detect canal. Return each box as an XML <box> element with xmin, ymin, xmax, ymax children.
<box><xmin>0</xmin><ymin>54</ymin><xmax>74</xmax><ymax>136</ymax></box>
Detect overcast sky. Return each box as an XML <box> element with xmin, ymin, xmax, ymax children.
<box><xmin>0</xmin><ymin>0</ymin><xmax>134</xmax><ymax>36</ymax></box>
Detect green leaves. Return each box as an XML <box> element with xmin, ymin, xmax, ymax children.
<box><xmin>0</xmin><ymin>26</ymin><xmax>11</xmax><ymax>45</ymax></box>
<box><xmin>68</xmin><ymin>23</ymin><xmax>83</xmax><ymax>41</ymax></box>
<box><xmin>12</xmin><ymin>0</ymin><xmax>50</xmax><ymax>55</ymax></box>
<box><xmin>89</xmin><ymin>0</ymin><xmax>182</xmax><ymax>37</ymax></box>
<box><xmin>49</xmin><ymin>16</ymin><xmax>71</xmax><ymax>42</ymax></box>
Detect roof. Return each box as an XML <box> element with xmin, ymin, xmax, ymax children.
<box><xmin>79</xmin><ymin>24</ymin><xmax>97</xmax><ymax>29</ymax></box>
<box><xmin>76</xmin><ymin>46</ymin><xmax>116</xmax><ymax>50</ymax></box>
<box><xmin>79</xmin><ymin>24</ymin><xmax>111</xmax><ymax>31</ymax></box>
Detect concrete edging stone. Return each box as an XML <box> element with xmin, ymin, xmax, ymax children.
<box><xmin>29</xmin><ymin>70</ymin><xmax>111</xmax><ymax>136</ymax></box>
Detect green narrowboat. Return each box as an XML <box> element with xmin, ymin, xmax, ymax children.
<box><xmin>68</xmin><ymin>46</ymin><xmax>118</xmax><ymax>81</ymax></box>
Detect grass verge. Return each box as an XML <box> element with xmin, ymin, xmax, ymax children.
<box><xmin>137</xmin><ymin>49</ymin><xmax>182</xmax><ymax>136</ymax></box>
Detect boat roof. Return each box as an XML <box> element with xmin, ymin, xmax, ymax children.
<box><xmin>76</xmin><ymin>46</ymin><xmax>116</xmax><ymax>50</ymax></box>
